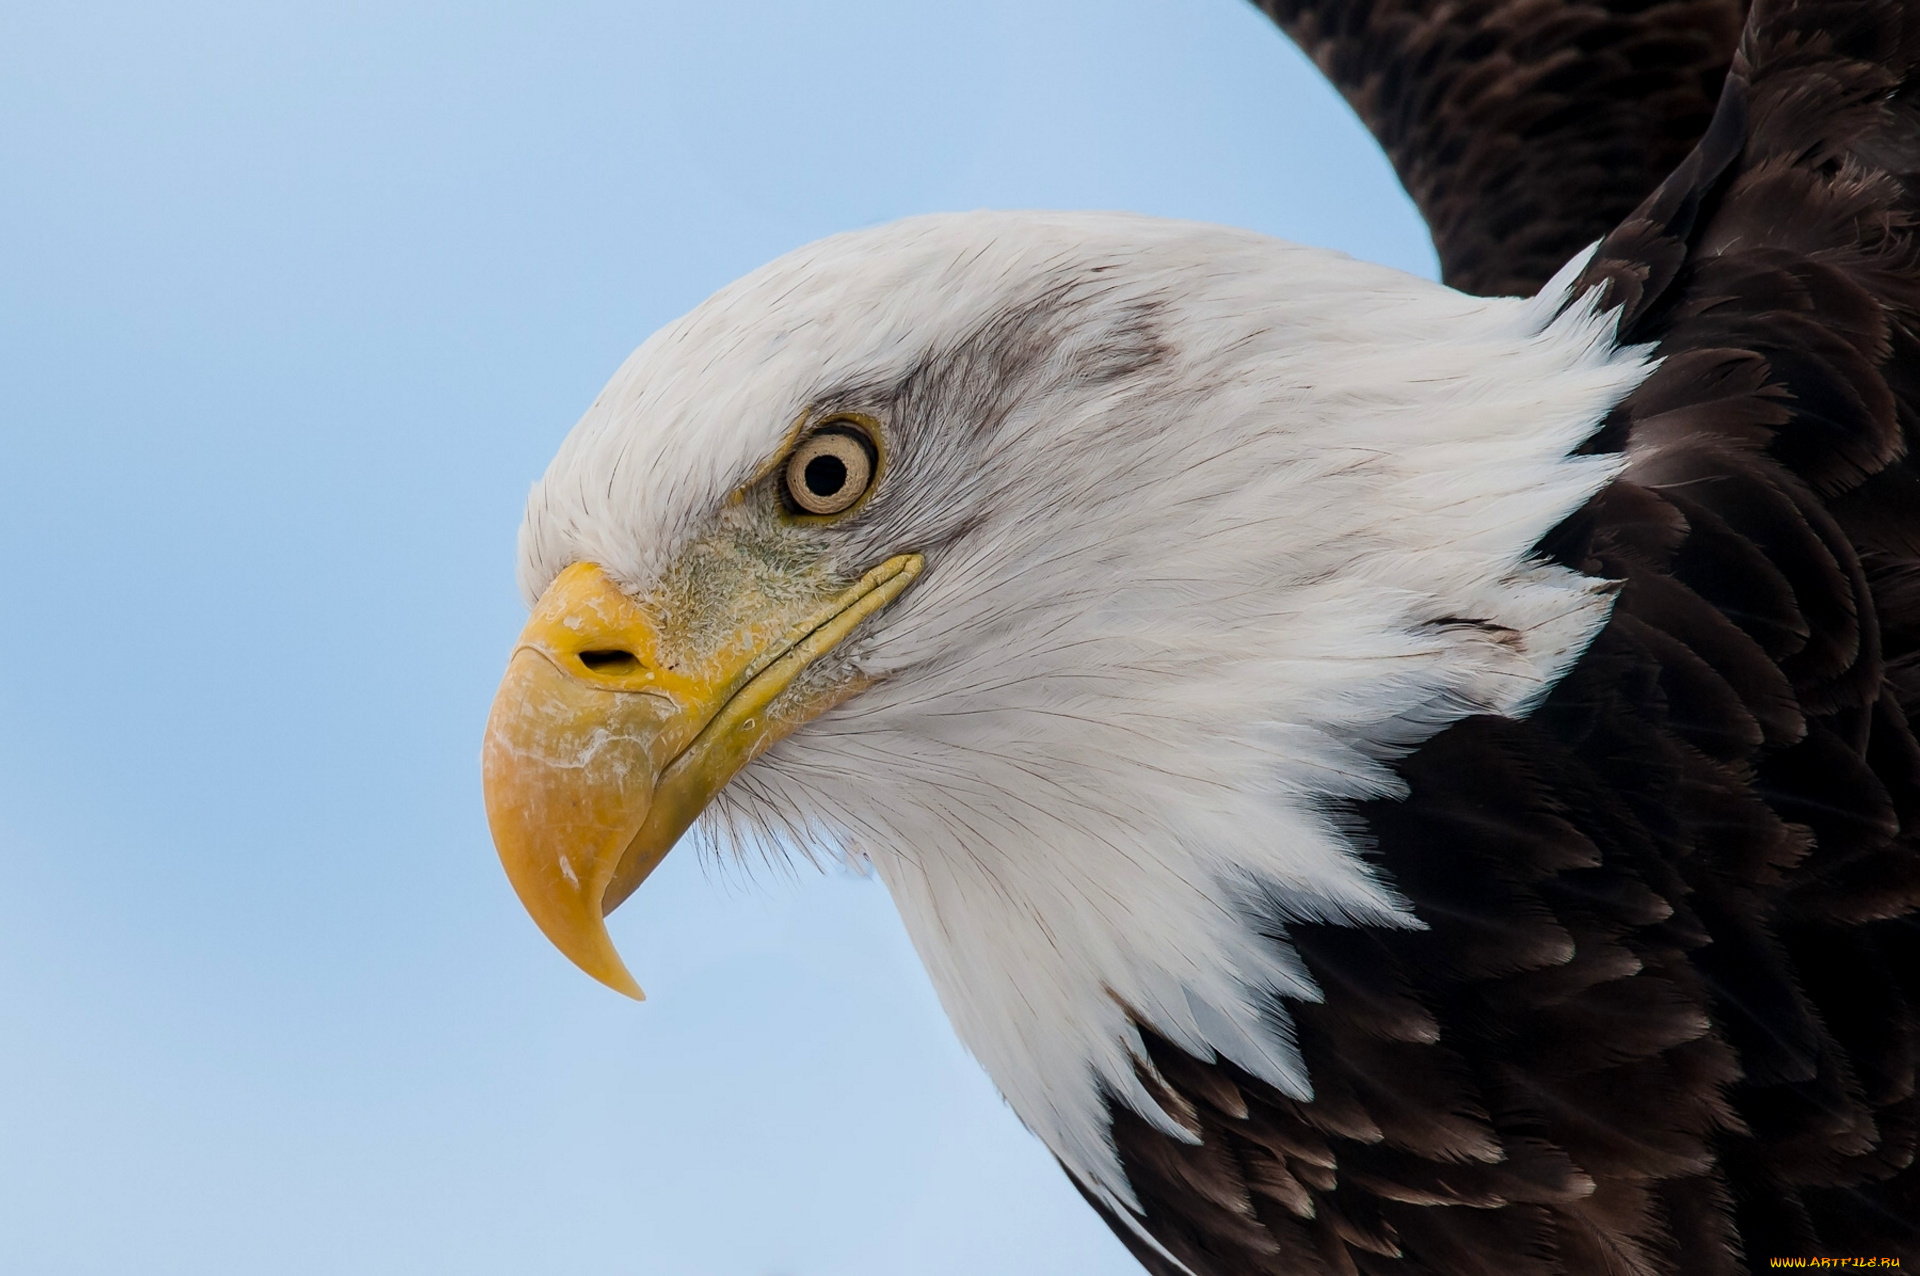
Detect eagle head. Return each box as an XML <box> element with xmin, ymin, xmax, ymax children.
<box><xmin>481</xmin><ymin>210</ymin><xmax>1646</xmax><ymax>1212</ymax></box>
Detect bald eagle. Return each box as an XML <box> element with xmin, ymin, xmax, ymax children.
<box><xmin>480</xmin><ymin>0</ymin><xmax>1920</xmax><ymax>1269</ymax></box>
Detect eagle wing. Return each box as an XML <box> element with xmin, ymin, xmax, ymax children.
<box><xmin>1083</xmin><ymin>1</ymin><xmax>1920</xmax><ymax>1269</ymax></box>
<box><xmin>1254</xmin><ymin>0</ymin><xmax>1751</xmax><ymax>296</ymax></box>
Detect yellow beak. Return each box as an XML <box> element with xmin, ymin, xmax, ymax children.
<box><xmin>481</xmin><ymin>555</ymin><xmax>923</xmax><ymax>998</ymax></box>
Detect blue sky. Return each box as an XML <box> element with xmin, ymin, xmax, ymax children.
<box><xmin>0</xmin><ymin>2</ymin><xmax>1432</xmax><ymax>1272</ymax></box>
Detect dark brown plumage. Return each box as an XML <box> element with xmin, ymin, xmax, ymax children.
<box><xmin>1078</xmin><ymin>0</ymin><xmax>1920</xmax><ymax>1268</ymax></box>
<box><xmin>1255</xmin><ymin>0</ymin><xmax>1752</xmax><ymax>297</ymax></box>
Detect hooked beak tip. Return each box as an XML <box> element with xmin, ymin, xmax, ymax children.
<box><xmin>594</xmin><ymin>958</ymin><xmax>647</xmax><ymax>1002</ymax></box>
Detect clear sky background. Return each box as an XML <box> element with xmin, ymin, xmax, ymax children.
<box><xmin>0</xmin><ymin>2</ymin><xmax>1434</xmax><ymax>1272</ymax></box>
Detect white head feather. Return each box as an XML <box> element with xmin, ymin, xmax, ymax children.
<box><xmin>518</xmin><ymin>211</ymin><xmax>1649</xmax><ymax>1226</ymax></box>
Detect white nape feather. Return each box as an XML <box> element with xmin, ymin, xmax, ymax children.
<box><xmin>518</xmin><ymin>212</ymin><xmax>1651</xmax><ymax>1229</ymax></box>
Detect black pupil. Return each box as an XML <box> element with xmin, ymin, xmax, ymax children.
<box><xmin>804</xmin><ymin>453</ymin><xmax>848</xmax><ymax>496</ymax></box>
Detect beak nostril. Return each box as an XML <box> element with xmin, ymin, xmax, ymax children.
<box><xmin>578</xmin><ymin>649</ymin><xmax>643</xmax><ymax>674</ymax></box>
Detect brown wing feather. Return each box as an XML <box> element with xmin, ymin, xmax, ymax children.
<box><xmin>1253</xmin><ymin>0</ymin><xmax>1751</xmax><ymax>296</ymax></box>
<box><xmin>1081</xmin><ymin>0</ymin><xmax>1920</xmax><ymax>1268</ymax></box>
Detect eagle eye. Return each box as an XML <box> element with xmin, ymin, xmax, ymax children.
<box><xmin>783</xmin><ymin>423</ymin><xmax>876</xmax><ymax>516</ymax></box>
